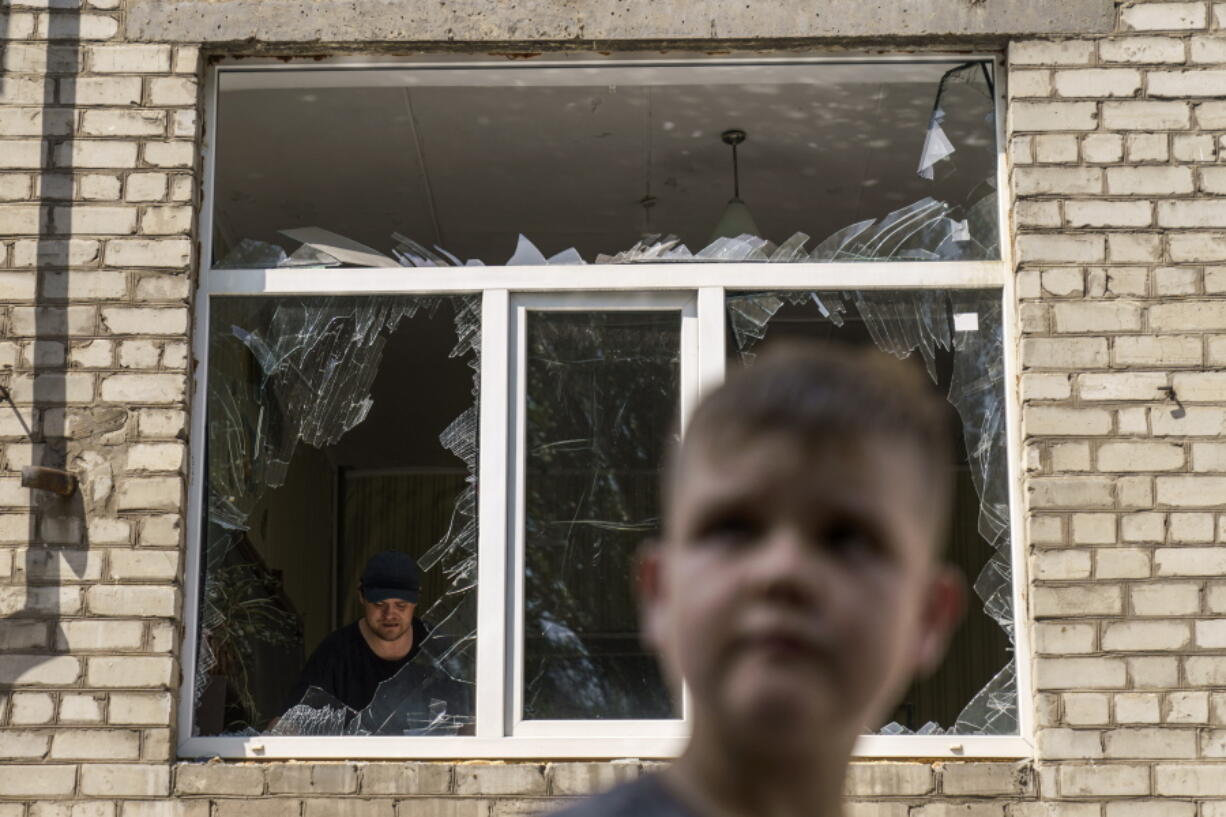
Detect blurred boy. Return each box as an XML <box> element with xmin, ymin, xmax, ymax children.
<box><xmin>554</xmin><ymin>342</ymin><xmax>965</xmax><ymax>817</ymax></box>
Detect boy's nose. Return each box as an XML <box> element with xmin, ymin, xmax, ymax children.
<box><xmin>748</xmin><ymin>527</ymin><xmax>830</xmax><ymax>606</ymax></box>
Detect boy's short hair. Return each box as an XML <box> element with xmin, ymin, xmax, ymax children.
<box><xmin>670</xmin><ymin>340</ymin><xmax>955</xmax><ymax>533</ymax></box>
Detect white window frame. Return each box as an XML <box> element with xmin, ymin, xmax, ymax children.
<box><xmin>180</xmin><ymin>53</ymin><xmax>1030</xmax><ymax>761</ymax></box>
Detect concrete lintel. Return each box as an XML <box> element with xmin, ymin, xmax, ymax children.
<box><xmin>126</xmin><ymin>0</ymin><xmax>1115</xmax><ymax>45</ymax></box>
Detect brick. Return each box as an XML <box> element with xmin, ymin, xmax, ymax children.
<box><xmin>87</xmin><ymin>585</ymin><xmax>176</xmax><ymax>617</ymax></box>
<box><xmin>1196</xmin><ymin>620</ymin><xmax>1226</xmax><ymax>648</ymax></box>
<box><xmin>1010</xmin><ymin>70</ymin><xmax>1052</xmax><ymax>99</ymax></box>
<box><xmin>1169</xmin><ymin>512</ymin><xmax>1215</xmax><ymax>542</ymax></box>
<box><xmin>1065</xmin><ymin>200</ymin><xmax>1152</xmax><ymax>229</ymax></box>
<box><xmin>148</xmin><ymin>77</ymin><xmax>198</xmax><ymax>106</ymax></box>
<box><xmin>1072</xmin><ymin>513</ymin><xmax>1115</xmax><ymax>544</ymax></box>
<box><xmin>1033</xmin><ymin>584</ymin><xmax>1121</xmax><ymax>616</ymax></box>
<box><xmin>1023</xmin><ymin>337</ymin><xmax>1108</xmax><ymax>369</ymax></box>
<box><xmin>122</xmin><ymin>802</ymin><xmax>210</xmax><ymax>817</ymax></box>
<box><xmin>0</xmin><ymin>620</ymin><xmax>49</xmax><ymax>650</ymax></box>
<box><xmin>454</xmin><ymin>765</ymin><xmax>547</xmax><ymax>796</ymax></box>
<box><xmin>548</xmin><ymin>762</ymin><xmax>640</xmax><ymax>797</ymax></box>
<box><xmin>1157</xmin><ymin>476</ymin><xmax>1226</xmax><ymax>508</ymax></box>
<box><xmin>56</xmin><ymin>619</ymin><xmax>144</xmax><ymax>651</ymax></box>
<box><xmin>86</xmin><ymin>656</ymin><xmax>174</xmax><ymax>688</ymax></box>
<box><xmin>1155</xmin><ymin>266</ymin><xmax>1202</xmax><ymax>295</ymax></box>
<box><xmin>1156</xmin><ymin>764</ymin><xmax>1226</xmax><ymax>795</ymax></box>
<box><xmin>1025</xmin><ymin>407</ymin><xmax>1112</xmax><ymax>436</ymax></box>
<box><xmin>1122</xmin><ymin>2</ymin><xmax>1207</xmax><ymax>30</ymax></box>
<box><xmin>1063</xmin><ymin>692</ymin><xmax>1109</xmax><ymax>724</ymax></box>
<box><xmin>88</xmin><ymin>44</ymin><xmax>173</xmax><ymax>73</ymax></box>
<box><xmin>1102</xmin><ymin>620</ymin><xmax>1191</xmax><ymax>651</ymax></box>
<box><xmin>1174</xmin><ymin>134</ymin><xmax>1216</xmax><ymax>162</ymax></box>
<box><xmin>0</xmin><ymin>655</ymin><xmax>80</xmax><ymax>685</ymax></box>
<box><xmin>1010</xmin><ymin>40</ymin><xmax>1096</xmax><ymax>66</ymax></box>
<box><xmin>1131</xmin><ymin>582</ymin><xmax>1201</xmax><ymax>616</ymax></box>
<box><xmin>1052</xmin><ymin>300</ymin><xmax>1143</xmax><ymax>332</ymax></box>
<box><xmin>360</xmin><ymin>763</ymin><xmax>452</xmax><ymax>795</ymax></box>
<box><xmin>1193</xmin><ymin>442</ymin><xmax>1226</xmax><ymax>471</ymax></box>
<box><xmin>0</xmin><ymin>765</ymin><xmax>78</xmax><ymax>796</ymax></box>
<box><xmin>1083</xmin><ymin>133</ymin><xmax>1125</xmax><ymax>163</ymax></box>
<box><xmin>1098</xmin><ymin>442</ymin><xmax>1185</xmax><ymax>472</ymax></box>
<box><xmin>126</xmin><ymin>173</ymin><xmax>169</xmax><ymax>202</ymax></box>
<box><xmin>1127</xmin><ymin>132</ymin><xmax>1170</xmax><ymax>162</ymax></box>
<box><xmin>110</xmin><ymin>692</ymin><xmax>173</xmax><ymax>726</ymax></box>
<box><xmin>59</xmin><ymin>77</ymin><xmax>142</xmax><ymax>106</ymax></box>
<box><xmin>100</xmin><ymin>373</ymin><xmax>185</xmax><ymax>403</ymax></box>
<box><xmin>141</xmin><ymin>205</ymin><xmax>192</xmax><ymax>235</ymax></box>
<box><xmin>1114</xmin><ymin>335</ymin><xmax>1203</xmax><ymax>367</ymax></box>
<box><xmin>54</xmin><ymin>141</ymin><xmax>139</xmax><ymax>169</ymax></box>
<box><xmin>215</xmin><ymin>802</ymin><xmax>302</xmax><ymax>817</ymax></box>
<box><xmin>109</xmin><ymin>549</ymin><xmax>179</xmax><ymax>581</ymax></box>
<box><xmin>1028</xmin><ymin>477</ymin><xmax>1114</xmax><ymax>508</ymax></box>
<box><xmin>1107</xmin><ymin>165</ymin><xmax>1194</xmax><ymax>195</ymax></box>
<box><xmin>1205</xmin><ymin>167</ymin><xmax>1226</xmax><ymax>194</ymax></box>
<box><xmin>174</xmin><ymin>763</ymin><xmax>265</xmax><ymax>795</ymax></box>
<box><xmin>1151</xmin><ymin>70</ymin><xmax>1226</xmax><ymax>97</ymax></box>
<box><xmin>9</xmin><ymin>693</ymin><xmax>56</xmax><ymax>725</ymax></box>
<box><xmin>1151</xmin><ymin>301</ymin><xmax>1226</xmax><ymax>331</ymax></box>
<box><xmin>80</xmin><ymin>764</ymin><xmax>170</xmax><ymax>797</ymax></box>
<box><xmin>0</xmin><ymin>730</ymin><xmax>49</xmax><ymax>759</ymax></box>
<box><xmin>59</xmin><ymin>693</ymin><xmax>107</xmax><ymax>724</ymax></box>
<box><xmin>142</xmin><ymin>142</ymin><xmax>195</xmax><ymax>169</ymax></box>
<box><xmin>50</xmin><ymin>729</ymin><xmax>141</xmax><ymax>760</ymax></box>
<box><xmin>1154</xmin><ymin>407</ymin><xmax>1226</xmax><ymax>436</ymax></box>
<box><xmin>1097</xmin><ymin>548</ymin><xmax>1151</xmax><ymax>579</ymax></box>
<box><xmin>1079</xmin><ymin>372</ymin><xmax>1167</xmax><ymax>400</ymax></box>
<box><xmin>1017</xmin><ymin>234</ymin><xmax>1105</xmax><ymax>263</ymax></box>
<box><xmin>304</xmin><ymin>801</ymin><xmax>394</xmax><ymax>817</ymax></box>
<box><xmin>268</xmin><ymin>764</ymin><xmax>358</xmax><ymax>794</ymax></box>
<box><xmin>1155</xmin><ymin>547</ymin><xmax>1226</xmax><ymax>576</ymax></box>
<box><xmin>1054</xmin><ymin>69</ymin><xmax>1142</xmax><ymax>97</ymax></box>
<box><xmin>1038</xmin><ymin>728</ymin><xmax>1103</xmax><ymax>759</ymax></box>
<box><xmin>81</xmin><ymin>110</ymin><xmax>166</xmax><ymax>137</ymax></box>
<box><xmin>1053</xmin><ymin>442</ymin><xmax>1092</xmax><ymax>472</ymax></box>
<box><xmin>1015</xmin><ymin>166</ymin><xmax>1102</xmax><ymax>195</ymax></box>
<box><xmin>1171</xmin><ymin>233</ymin><xmax>1226</xmax><ymax>262</ymax></box>
<box><xmin>1059</xmin><ymin>763</ymin><xmax>1150</xmax><ymax>796</ymax></box>
<box><xmin>104</xmin><ymin>239</ymin><xmax>192</xmax><ymax>268</ymax></box>
<box><xmin>1100</xmin><ymin>37</ymin><xmax>1187</xmax><ymax>63</ymax></box>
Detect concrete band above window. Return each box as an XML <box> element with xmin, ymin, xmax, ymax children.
<box><xmin>125</xmin><ymin>0</ymin><xmax>1115</xmax><ymax>43</ymax></box>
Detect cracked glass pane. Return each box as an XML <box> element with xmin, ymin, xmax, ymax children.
<box><xmin>214</xmin><ymin>60</ymin><xmax>996</xmax><ymax>268</ymax></box>
<box><xmin>725</xmin><ymin>289</ymin><xmax>1014</xmax><ymax>735</ymax></box>
<box><xmin>197</xmin><ymin>294</ymin><xmax>479</xmax><ymax>736</ymax></box>
<box><xmin>521</xmin><ymin>310</ymin><xmax>679</xmax><ymax>720</ymax></box>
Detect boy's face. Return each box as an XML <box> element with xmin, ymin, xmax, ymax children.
<box><xmin>642</xmin><ymin>431</ymin><xmax>962</xmax><ymax>760</ymax></box>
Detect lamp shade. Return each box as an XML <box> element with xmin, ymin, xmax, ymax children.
<box><xmin>710</xmin><ymin>197</ymin><xmax>760</xmax><ymax>244</ymax></box>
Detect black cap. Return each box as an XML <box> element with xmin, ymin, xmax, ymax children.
<box><xmin>360</xmin><ymin>551</ymin><xmax>421</xmax><ymax>604</ymax></box>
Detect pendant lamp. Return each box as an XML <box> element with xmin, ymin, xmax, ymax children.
<box><xmin>709</xmin><ymin>129</ymin><xmax>760</xmax><ymax>243</ymax></box>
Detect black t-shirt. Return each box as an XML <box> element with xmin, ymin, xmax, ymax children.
<box><xmin>283</xmin><ymin>618</ymin><xmax>429</xmax><ymax>713</ymax></box>
<box><xmin>550</xmin><ymin>776</ymin><xmax>698</xmax><ymax>817</ymax></box>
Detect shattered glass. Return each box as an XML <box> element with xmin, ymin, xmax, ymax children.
<box><xmin>725</xmin><ymin>289</ymin><xmax>1015</xmax><ymax>736</ymax></box>
<box><xmin>198</xmin><ymin>294</ymin><xmax>480</xmax><ymax>736</ymax></box>
<box><xmin>521</xmin><ymin>310</ymin><xmax>678</xmax><ymax>720</ymax></box>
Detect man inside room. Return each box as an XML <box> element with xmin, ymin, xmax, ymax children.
<box><xmin>274</xmin><ymin>550</ymin><xmax>471</xmax><ymax>734</ymax></box>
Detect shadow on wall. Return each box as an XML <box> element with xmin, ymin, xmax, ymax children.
<box><xmin>0</xmin><ymin>6</ymin><xmax>94</xmax><ymax>704</ymax></box>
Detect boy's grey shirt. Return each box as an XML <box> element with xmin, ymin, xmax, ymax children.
<box><xmin>550</xmin><ymin>774</ymin><xmax>700</xmax><ymax>817</ymax></box>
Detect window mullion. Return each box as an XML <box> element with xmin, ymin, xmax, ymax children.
<box><xmin>475</xmin><ymin>289</ymin><xmax>511</xmax><ymax>738</ymax></box>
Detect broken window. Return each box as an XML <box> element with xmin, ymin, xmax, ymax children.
<box><xmin>725</xmin><ymin>289</ymin><xmax>1015</xmax><ymax>735</ymax></box>
<box><xmin>211</xmin><ymin>60</ymin><xmax>997</xmax><ymax>270</ymax></box>
<box><xmin>191</xmin><ymin>56</ymin><xmax>1016</xmax><ymax>756</ymax></box>
<box><xmin>197</xmin><ymin>295</ymin><xmax>479</xmax><ymax>736</ymax></box>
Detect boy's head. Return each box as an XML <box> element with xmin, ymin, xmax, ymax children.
<box><xmin>640</xmin><ymin>341</ymin><xmax>964</xmax><ymax>765</ymax></box>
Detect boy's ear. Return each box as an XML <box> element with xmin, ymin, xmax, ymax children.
<box><xmin>635</xmin><ymin>538</ymin><xmax>666</xmax><ymax>649</ymax></box>
<box><xmin>912</xmin><ymin>565</ymin><xmax>966</xmax><ymax>677</ymax></box>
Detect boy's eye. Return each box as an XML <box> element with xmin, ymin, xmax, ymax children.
<box><xmin>821</xmin><ymin>520</ymin><xmax>881</xmax><ymax>560</ymax></box>
<box><xmin>698</xmin><ymin>513</ymin><xmax>761</xmax><ymax>546</ymax></box>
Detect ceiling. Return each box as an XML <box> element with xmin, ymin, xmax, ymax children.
<box><xmin>213</xmin><ymin>61</ymin><xmax>997</xmax><ymax>266</ymax></box>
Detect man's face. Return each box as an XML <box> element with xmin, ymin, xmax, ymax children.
<box><xmin>360</xmin><ymin>594</ymin><xmax>416</xmax><ymax>642</ymax></box>
<box><xmin>642</xmin><ymin>432</ymin><xmax>961</xmax><ymax>760</ymax></box>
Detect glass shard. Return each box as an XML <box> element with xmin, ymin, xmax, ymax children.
<box><xmin>198</xmin><ymin>294</ymin><xmax>479</xmax><ymax>736</ymax></box>
<box><xmin>725</xmin><ymin>289</ymin><xmax>1014</xmax><ymax>736</ymax></box>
